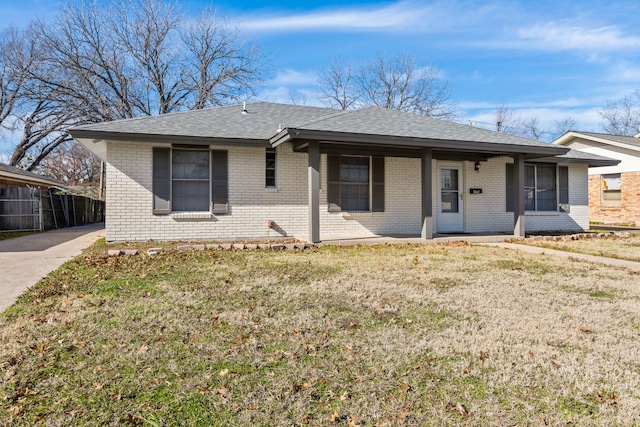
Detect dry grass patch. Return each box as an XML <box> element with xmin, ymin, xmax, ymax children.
<box><xmin>1</xmin><ymin>241</ymin><xmax>640</xmax><ymax>426</ymax></box>
<box><xmin>516</xmin><ymin>233</ymin><xmax>640</xmax><ymax>262</ymax></box>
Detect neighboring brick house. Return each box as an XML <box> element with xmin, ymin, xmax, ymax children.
<box><xmin>70</xmin><ymin>102</ymin><xmax>617</xmax><ymax>243</ymax></box>
<box><xmin>553</xmin><ymin>131</ymin><xmax>639</xmax><ymax>225</ymax></box>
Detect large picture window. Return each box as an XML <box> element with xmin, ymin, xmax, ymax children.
<box><xmin>506</xmin><ymin>163</ymin><xmax>567</xmax><ymax>212</ymax></box>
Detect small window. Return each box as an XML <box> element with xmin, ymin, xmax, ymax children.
<box><xmin>602</xmin><ymin>174</ymin><xmax>621</xmax><ymax>206</ymax></box>
<box><xmin>266</xmin><ymin>148</ymin><xmax>276</xmax><ymax>187</ymax></box>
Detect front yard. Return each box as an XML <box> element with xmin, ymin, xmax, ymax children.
<box><xmin>1</xmin><ymin>241</ymin><xmax>639</xmax><ymax>426</ymax></box>
<box><xmin>516</xmin><ymin>232</ymin><xmax>640</xmax><ymax>262</ymax></box>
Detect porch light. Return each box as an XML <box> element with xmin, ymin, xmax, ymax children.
<box><xmin>474</xmin><ymin>161</ymin><xmax>480</xmax><ymax>172</ymax></box>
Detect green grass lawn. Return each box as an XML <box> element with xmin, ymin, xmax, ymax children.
<box><xmin>1</xmin><ymin>240</ymin><xmax>639</xmax><ymax>426</ymax></box>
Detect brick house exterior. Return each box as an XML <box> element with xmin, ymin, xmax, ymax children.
<box><xmin>71</xmin><ymin>103</ymin><xmax>617</xmax><ymax>242</ymax></box>
<box><xmin>554</xmin><ymin>132</ymin><xmax>639</xmax><ymax>225</ymax></box>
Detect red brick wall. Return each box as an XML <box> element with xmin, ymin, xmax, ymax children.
<box><xmin>589</xmin><ymin>172</ymin><xmax>640</xmax><ymax>224</ymax></box>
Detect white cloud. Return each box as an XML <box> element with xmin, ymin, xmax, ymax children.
<box><xmin>239</xmin><ymin>0</ymin><xmax>495</xmax><ymax>34</ymax></box>
<box><xmin>516</xmin><ymin>22</ymin><xmax>640</xmax><ymax>52</ymax></box>
<box><xmin>268</xmin><ymin>69</ymin><xmax>317</xmax><ymax>87</ymax></box>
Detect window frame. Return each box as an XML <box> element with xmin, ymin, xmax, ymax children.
<box><xmin>602</xmin><ymin>173</ymin><xmax>622</xmax><ymax>207</ymax></box>
<box><xmin>265</xmin><ymin>147</ymin><xmax>276</xmax><ymax>188</ymax></box>
<box><xmin>339</xmin><ymin>155</ymin><xmax>370</xmax><ymax>212</ymax></box>
<box><xmin>506</xmin><ymin>163</ymin><xmax>568</xmax><ymax>213</ymax></box>
<box><xmin>327</xmin><ymin>155</ymin><xmax>384</xmax><ymax>213</ymax></box>
<box><xmin>171</xmin><ymin>148</ymin><xmax>211</xmax><ymax>213</ymax></box>
<box><xmin>152</xmin><ymin>147</ymin><xmax>228</xmax><ymax>215</ymax></box>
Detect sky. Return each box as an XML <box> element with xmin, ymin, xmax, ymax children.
<box><xmin>1</xmin><ymin>0</ymin><xmax>640</xmax><ymax>154</ymax></box>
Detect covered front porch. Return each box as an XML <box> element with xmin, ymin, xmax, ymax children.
<box><xmin>271</xmin><ymin>130</ymin><xmax>549</xmax><ymax>243</ymax></box>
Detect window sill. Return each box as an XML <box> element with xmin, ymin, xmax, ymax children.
<box><xmin>524</xmin><ymin>211</ymin><xmax>561</xmax><ymax>216</ymax></box>
<box><xmin>265</xmin><ymin>187</ymin><xmax>279</xmax><ymax>193</ymax></box>
<box><xmin>341</xmin><ymin>211</ymin><xmax>373</xmax><ymax>218</ymax></box>
<box><xmin>171</xmin><ymin>212</ymin><xmax>213</xmax><ymax>220</ymax></box>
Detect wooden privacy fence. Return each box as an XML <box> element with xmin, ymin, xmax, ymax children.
<box><xmin>0</xmin><ymin>186</ymin><xmax>104</xmax><ymax>232</ymax></box>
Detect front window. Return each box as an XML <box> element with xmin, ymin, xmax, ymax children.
<box><xmin>602</xmin><ymin>174</ymin><xmax>621</xmax><ymax>206</ymax></box>
<box><xmin>171</xmin><ymin>149</ymin><xmax>209</xmax><ymax>211</ymax></box>
<box><xmin>340</xmin><ymin>156</ymin><xmax>369</xmax><ymax>211</ymax></box>
<box><xmin>524</xmin><ymin>164</ymin><xmax>557</xmax><ymax>211</ymax></box>
<box><xmin>507</xmin><ymin>163</ymin><xmax>566</xmax><ymax>213</ymax></box>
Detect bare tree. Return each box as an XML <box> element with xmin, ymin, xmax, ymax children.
<box><xmin>316</xmin><ymin>52</ymin><xmax>458</xmax><ymax>119</ymax></box>
<box><xmin>317</xmin><ymin>57</ymin><xmax>358</xmax><ymax>110</ymax></box>
<box><xmin>0</xmin><ymin>27</ymin><xmax>34</xmax><ymax>130</ymax></box>
<box><xmin>36</xmin><ymin>140</ymin><xmax>101</xmax><ymax>185</ymax></box>
<box><xmin>552</xmin><ymin>116</ymin><xmax>577</xmax><ymax>139</ymax></box>
<box><xmin>181</xmin><ymin>9</ymin><xmax>267</xmax><ymax>109</ymax></box>
<box><xmin>7</xmin><ymin>0</ymin><xmax>269</xmax><ymax>171</ymax></box>
<box><xmin>599</xmin><ymin>90</ymin><xmax>640</xmax><ymax>136</ymax></box>
<box><xmin>521</xmin><ymin>117</ymin><xmax>544</xmax><ymax>140</ymax></box>
<box><xmin>494</xmin><ymin>103</ymin><xmax>524</xmax><ymax>134</ymax></box>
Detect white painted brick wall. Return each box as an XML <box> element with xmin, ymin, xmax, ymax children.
<box><xmin>105</xmin><ymin>142</ymin><xmax>589</xmax><ymax>242</ymax></box>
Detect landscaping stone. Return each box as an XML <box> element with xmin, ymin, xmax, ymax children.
<box><xmin>177</xmin><ymin>245</ymin><xmax>192</xmax><ymax>251</ymax></box>
<box><xmin>206</xmin><ymin>244</ymin><xmax>219</xmax><ymax>250</ymax></box>
<box><xmin>233</xmin><ymin>243</ymin><xmax>245</xmax><ymax>250</ymax></box>
<box><xmin>192</xmin><ymin>244</ymin><xmax>206</xmax><ymax>251</ymax></box>
<box><xmin>245</xmin><ymin>244</ymin><xmax>258</xmax><ymax>250</ymax></box>
<box><xmin>543</xmin><ymin>236</ymin><xmax>553</xmax><ymax>241</ymax></box>
<box><xmin>219</xmin><ymin>244</ymin><xmax>232</xmax><ymax>250</ymax></box>
<box><xmin>271</xmin><ymin>244</ymin><xmax>285</xmax><ymax>251</ymax></box>
<box><xmin>124</xmin><ymin>249</ymin><xmax>138</xmax><ymax>256</ymax></box>
<box><xmin>284</xmin><ymin>244</ymin><xmax>297</xmax><ymax>250</ymax></box>
<box><xmin>258</xmin><ymin>244</ymin><xmax>271</xmax><ymax>250</ymax></box>
<box><xmin>147</xmin><ymin>247</ymin><xmax>163</xmax><ymax>256</ymax></box>
<box><xmin>108</xmin><ymin>249</ymin><xmax>122</xmax><ymax>256</ymax></box>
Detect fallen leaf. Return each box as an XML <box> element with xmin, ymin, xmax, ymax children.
<box><xmin>329</xmin><ymin>410</ymin><xmax>340</xmax><ymax>422</ymax></box>
<box><xmin>217</xmin><ymin>386</ymin><xmax>228</xmax><ymax>396</ymax></box>
<box><xmin>579</xmin><ymin>326</ymin><xmax>593</xmax><ymax>333</ymax></box>
<box><xmin>348</xmin><ymin>415</ymin><xmax>360</xmax><ymax>426</ymax></box>
<box><xmin>340</xmin><ymin>391</ymin><xmax>350</xmax><ymax>401</ymax></box>
<box><xmin>456</xmin><ymin>402</ymin><xmax>469</xmax><ymax>416</ymax></box>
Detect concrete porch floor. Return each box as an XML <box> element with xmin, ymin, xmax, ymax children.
<box><xmin>318</xmin><ymin>233</ymin><xmax>515</xmax><ymax>246</ymax></box>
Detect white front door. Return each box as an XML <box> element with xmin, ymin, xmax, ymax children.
<box><xmin>437</xmin><ymin>163</ymin><xmax>464</xmax><ymax>233</ymax></box>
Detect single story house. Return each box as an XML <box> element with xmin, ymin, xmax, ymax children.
<box><xmin>70</xmin><ymin>102</ymin><xmax>617</xmax><ymax>243</ymax></box>
<box><xmin>553</xmin><ymin>131</ymin><xmax>640</xmax><ymax>225</ymax></box>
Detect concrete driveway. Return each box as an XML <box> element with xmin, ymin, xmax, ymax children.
<box><xmin>0</xmin><ymin>223</ymin><xmax>105</xmax><ymax>313</ymax></box>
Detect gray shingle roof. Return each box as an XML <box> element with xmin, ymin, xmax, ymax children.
<box><xmin>72</xmin><ymin>102</ymin><xmax>557</xmax><ymax>149</ymax></box>
<box><xmin>572</xmin><ymin>131</ymin><xmax>640</xmax><ymax>148</ymax></box>
<box><xmin>72</xmin><ymin>103</ymin><xmax>338</xmax><ymax>141</ymax></box>
<box><xmin>296</xmin><ymin>105</ymin><xmax>554</xmax><ymax>148</ymax></box>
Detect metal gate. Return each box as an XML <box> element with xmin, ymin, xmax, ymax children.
<box><xmin>0</xmin><ymin>186</ymin><xmax>43</xmax><ymax>232</ymax></box>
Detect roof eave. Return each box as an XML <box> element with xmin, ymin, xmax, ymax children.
<box><xmin>275</xmin><ymin>128</ymin><xmax>568</xmax><ymax>157</ymax></box>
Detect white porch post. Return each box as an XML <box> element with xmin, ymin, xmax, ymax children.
<box><xmin>421</xmin><ymin>148</ymin><xmax>433</xmax><ymax>239</ymax></box>
<box><xmin>513</xmin><ymin>154</ymin><xmax>526</xmax><ymax>237</ymax></box>
<box><xmin>308</xmin><ymin>140</ymin><xmax>320</xmax><ymax>243</ymax></box>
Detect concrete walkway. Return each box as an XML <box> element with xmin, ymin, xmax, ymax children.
<box><xmin>0</xmin><ymin>223</ymin><xmax>105</xmax><ymax>313</ymax></box>
<box><xmin>481</xmin><ymin>242</ymin><xmax>640</xmax><ymax>272</ymax></box>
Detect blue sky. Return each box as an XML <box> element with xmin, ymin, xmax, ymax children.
<box><xmin>2</xmin><ymin>0</ymin><xmax>640</xmax><ymax>153</ymax></box>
